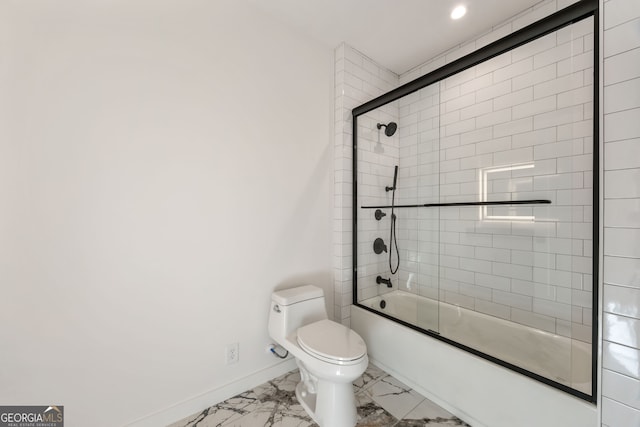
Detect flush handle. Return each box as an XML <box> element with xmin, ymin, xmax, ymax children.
<box><xmin>273</xmin><ymin>304</ymin><xmax>281</xmax><ymax>313</ymax></box>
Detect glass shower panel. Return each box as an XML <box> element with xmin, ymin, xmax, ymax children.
<box><xmin>355</xmin><ymin>82</ymin><xmax>441</xmax><ymax>334</ymax></box>
<box><xmin>433</xmin><ymin>16</ymin><xmax>594</xmax><ymax>393</ymax></box>
<box><xmin>353</xmin><ymin>10</ymin><xmax>595</xmax><ymax>399</ymax></box>
<box><xmin>355</xmin><ymin>104</ymin><xmax>401</xmax><ymax>303</ymax></box>
<box><xmin>402</xmin><ymin>82</ymin><xmax>441</xmax><ymax>332</ymax></box>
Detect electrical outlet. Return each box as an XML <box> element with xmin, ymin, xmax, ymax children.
<box><xmin>226</xmin><ymin>342</ymin><xmax>239</xmax><ymax>365</ymax></box>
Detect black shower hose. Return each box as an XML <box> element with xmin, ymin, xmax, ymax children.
<box><xmin>389</xmin><ymin>186</ymin><xmax>400</xmax><ymax>275</ymax></box>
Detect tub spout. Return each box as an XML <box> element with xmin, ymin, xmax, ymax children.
<box><xmin>376</xmin><ymin>276</ymin><xmax>392</xmax><ymax>288</ymax></box>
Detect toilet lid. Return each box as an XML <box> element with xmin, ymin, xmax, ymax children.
<box><xmin>297</xmin><ymin>319</ymin><xmax>366</xmax><ymax>362</ymax></box>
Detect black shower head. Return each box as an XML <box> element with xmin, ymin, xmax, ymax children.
<box><xmin>377</xmin><ymin>122</ymin><xmax>397</xmax><ymax>137</ymax></box>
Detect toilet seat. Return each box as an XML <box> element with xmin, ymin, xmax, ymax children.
<box><xmin>297</xmin><ymin>319</ymin><xmax>366</xmax><ymax>364</ymax></box>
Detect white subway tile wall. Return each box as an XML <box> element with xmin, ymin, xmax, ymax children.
<box><xmin>356</xmin><ymin>107</ymin><xmax>402</xmax><ymax>302</ymax></box>
<box><xmin>378</xmin><ymin>16</ymin><xmax>594</xmax><ymax>342</ymax></box>
<box><xmin>602</xmin><ymin>0</ymin><xmax>640</xmax><ymax>423</ymax></box>
<box><xmin>334</xmin><ymin>43</ymin><xmax>399</xmax><ymax>325</ymax></box>
<box><xmin>336</xmin><ymin>0</ymin><xmax>592</xmax><ymax>345</ymax></box>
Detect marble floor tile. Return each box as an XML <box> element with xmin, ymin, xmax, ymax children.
<box><xmin>252</xmin><ymin>370</ymin><xmax>302</xmax><ymax>405</ymax></box>
<box><xmin>167</xmin><ymin>391</ymin><xmax>260</xmax><ymax>427</ymax></box>
<box><xmin>353</xmin><ymin>364</ymin><xmax>387</xmax><ymax>393</ymax></box>
<box><xmin>396</xmin><ymin>399</ymin><xmax>471</xmax><ymax>427</ymax></box>
<box><xmin>355</xmin><ymin>391</ymin><xmax>398</xmax><ymax>426</ymax></box>
<box><xmin>167</xmin><ymin>364</ymin><xmax>472</xmax><ymax>427</ymax></box>
<box><xmin>225</xmin><ymin>401</ymin><xmax>316</xmax><ymax>427</ymax></box>
<box><xmin>395</xmin><ymin>418</ymin><xmax>471</xmax><ymax>427</ymax></box>
<box><xmin>242</xmin><ymin>371</ymin><xmax>314</xmax><ymax>427</ymax></box>
<box><xmin>363</xmin><ymin>375</ymin><xmax>426</xmax><ymax>420</ymax></box>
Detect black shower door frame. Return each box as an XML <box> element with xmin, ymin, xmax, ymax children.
<box><xmin>351</xmin><ymin>0</ymin><xmax>599</xmax><ymax>403</ymax></box>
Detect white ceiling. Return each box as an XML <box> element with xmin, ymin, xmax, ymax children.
<box><xmin>248</xmin><ymin>0</ymin><xmax>545</xmax><ymax>75</ymax></box>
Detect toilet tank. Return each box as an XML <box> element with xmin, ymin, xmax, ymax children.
<box><xmin>269</xmin><ymin>285</ymin><xmax>328</xmax><ymax>342</ymax></box>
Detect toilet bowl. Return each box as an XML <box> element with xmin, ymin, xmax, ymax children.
<box><xmin>268</xmin><ymin>285</ymin><xmax>368</xmax><ymax>427</ymax></box>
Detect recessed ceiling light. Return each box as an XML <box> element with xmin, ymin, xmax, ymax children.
<box><xmin>451</xmin><ymin>5</ymin><xmax>467</xmax><ymax>20</ymax></box>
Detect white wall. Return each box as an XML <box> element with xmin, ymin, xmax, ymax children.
<box><xmin>0</xmin><ymin>1</ymin><xmax>333</xmax><ymax>426</ymax></box>
<box><xmin>601</xmin><ymin>0</ymin><xmax>640</xmax><ymax>425</ymax></box>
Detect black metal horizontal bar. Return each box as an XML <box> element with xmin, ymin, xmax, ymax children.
<box><xmin>361</xmin><ymin>200</ymin><xmax>551</xmax><ymax>209</ymax></box>
<box><xmin>352</xmin><ymin>0</ymin><xmax>597</xmax><ymax>117</ymax></box>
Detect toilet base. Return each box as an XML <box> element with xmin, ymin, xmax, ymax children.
<box><xmin>295</xmin><ymin>375</ymin><xmax>358</xmax><ymax>427</ymax></box>
<box><xmin>295</xmin><ymin>381</ymin><xmax>318</xmax><ymax>423</ymax></box>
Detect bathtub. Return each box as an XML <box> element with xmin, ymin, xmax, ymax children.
<box><xmin>360</xmin><ymin>290</ymin><xmax>591</xmax><ymax>394</ymax></box>
<box><xmin>351</xmin><ymin>293</ymin><xmax>597</xmax><ymax>427</ymax></box>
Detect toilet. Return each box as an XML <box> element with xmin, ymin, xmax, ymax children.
<box><xmin>268</xmin><ymin>285</ymin><xmax>368</xmax><ymax>427</ymax></box>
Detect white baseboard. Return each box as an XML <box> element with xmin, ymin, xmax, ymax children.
<box><xmin>125</xmin><ymin>359</ymin><xmax>297</xmax><ymax>427</ymax></box>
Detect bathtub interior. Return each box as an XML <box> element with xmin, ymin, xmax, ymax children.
<box><xmin>361</xmin><ymin>291</ymin><xmax>591</xmax><ymax>394</ymax></box>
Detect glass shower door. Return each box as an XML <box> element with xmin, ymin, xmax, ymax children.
<box><xmin>432</xmin><ymin>16</ymin><xmax>594</xmax><ymax>394</ymax></box>
<box><xmin>354</xmin><ymin>83</ymin><xmax>442</xmax><ymax>334</ymax></box>
<box><xmin>352</xmin><ymin>9</ymin><xmax>595</xmax><ymax>399</ymax></box>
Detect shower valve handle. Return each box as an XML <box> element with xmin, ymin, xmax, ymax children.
<box><xmin>373</xmin><ymin>238</ymin><xmax>387</xmax><ymax>254</ymax></box>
